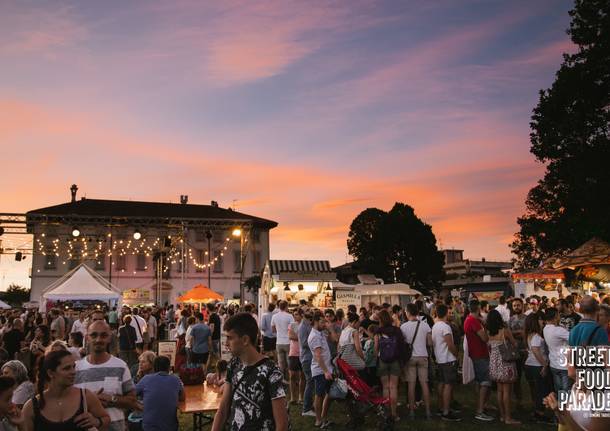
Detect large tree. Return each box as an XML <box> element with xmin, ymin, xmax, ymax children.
<box><xmin>512</xmin><ymin>0</ymin><xmax>610</xmax><ymax>269</ymax></box>
<box><xmin>0</xmin><ymin>284</ymin><xmax>30</xmax><ymax>307</ymax></box>
<box><xmin>347</xmin><ymin>203</ymin><xmax>444</xmax><ymax>290</ymax></box>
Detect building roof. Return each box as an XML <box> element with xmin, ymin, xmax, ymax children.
<box><xmin>26</xmin><ymin>198</ymin><xmax>278</xmax><ymax>229</ymax></box>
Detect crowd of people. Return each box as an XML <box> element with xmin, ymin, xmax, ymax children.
<box><xmin>0</xmin><ymin>291</ymin><xmax>607</xmax><ymax>431</ymax></box>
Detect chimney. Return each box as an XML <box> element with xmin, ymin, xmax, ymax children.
<box><xmin>70</xmin><ymin>184</ymin><xmax>78</xmax><ymax>202</ymax></box>
<box><xmin>180</xmin><ymin>195</ymin><xmax>188</xmax><ymax>205</ymax></box>
<box><xmin>210</xmin><ymin>200</ymin><xmax>218</xmax><ymax>207</ymax></box>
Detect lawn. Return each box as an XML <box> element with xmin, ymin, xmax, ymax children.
<box><xmin>177</xmin><ymin>379</ymin><xmax>555</xmax><ymax>430</ymax></box>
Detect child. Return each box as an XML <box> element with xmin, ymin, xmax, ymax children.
<box><xmin>206</xmin><ymin>359</ymin><xmax>227</xmax><ymax>387</ymax></box>
<box><xmin>363</xmin><ymin>324</ymin><xmax>379</xmax><ymax>388</ymax></box>
<box><xmin>68</xmin><ymin>332</ymin><xmax>84</xmax><ymax>360</ymax></box>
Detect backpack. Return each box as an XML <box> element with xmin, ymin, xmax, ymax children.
<box><xmin>379</xmin><ymin>332</ymin><xmax>399</xmax><ymax>363</ymax></box>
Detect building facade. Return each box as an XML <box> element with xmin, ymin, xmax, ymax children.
<box><xmin>26</xmin><ymin>188</ymin><xmax>277</xmax><ymax>305</ymax></box>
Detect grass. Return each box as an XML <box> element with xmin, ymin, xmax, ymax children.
<box><xmin>177</xmin><ymin>379</ymin><xmax>555</xmax><ymax>430</ymax></box>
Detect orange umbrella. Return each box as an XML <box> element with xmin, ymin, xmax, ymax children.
<box><xmin>177</xmin><ymin>284</ymin><xmax>223</xmax><ymax>303</ymax></box>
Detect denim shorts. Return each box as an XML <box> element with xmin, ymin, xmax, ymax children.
<box><xmin>472</xmin><ymin>358</ymin><xmax>492</xmax><ymax>386</ymax></box>
<box><xmin>313</xmin><ymin>374</ymin><xmax>332</xmax><ymax>396</ymax></box>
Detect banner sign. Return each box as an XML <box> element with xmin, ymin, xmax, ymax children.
<box><xmin>335</xmin><ymin>291</ymin><xmax>362</xmax><ymax>310</ymax></box>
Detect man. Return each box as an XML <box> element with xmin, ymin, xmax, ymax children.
<box><xmin>2</xmin><ymin>318</ymin><xmax>24</xmax><ymax>360</ymax></box>
<box><xmin>143</xmin><ymin>307</ymin><xmax>157</xmax><ymax>350</ymax></box>
<box><xmin>496</xmin><ymin>296</ymin><xmax>510</xmax><ymax>324</ymax></box>
<box><xmin>260</xmin><ymin>303</ymin><xmax>277</xmax><ymax>359</ymax></box>
<box><xmin>108</xmin><ymin>306</ymin><xmax>119</xmax><ymax>330</ymax></box>
<box><xmin>166</xmin><ymin>304</ymin><xmax>175</xmax><ymax>328</ymax></box>
<box><xmin>557</xmin><ymin>299</ymin><xmax>581</xmax><ymax>331</ymax></box>
<box><xmin>525</xmin><ymin>298</ymin><xmax>539</xmax><ymax>316</ymax></box>
<box><xmin>308</xmin><ymin>311</ymin><xmax>333</xmax><ymax>429</ymax></box>
<box><xmin>207</xmin><ymin>302</ymin><xmax>222</xmax><ymax>363</ymax></box>
<box><xmin>464</xmin><ymin>300</ymin><xmax>494</xmax><ymax>421</ymax></box>
<box><xmin>50</xmin><ymin>308</ymin><xmax>66</xmax><ymax>340</ymax></box>
<box><xmin>323</xmin><ymin>309</ymin><xmax>340</xmax><ymax>358</ymax></box>
<box><xmin>71</xmin><ymin>310</ymin><xmax>88</xmax><ymax>338</ymax></box>
<box><xmin>75</xmin><ymin>319</ymin><xmax>137</xmax><ymax>431</ymax></box>
<box><xmin>431</xmin><ymin>304</ymin><xmax>460</xmax><ymax>421</ymax></box>
<box><xmin>271</xmin><ymin>301</ymin><xmax>294</xmax><ymax>381</ymax></box>
<box><xmin>136</xmin><ymin>355</ymin><xmax>185</xmax><ymax>431</ymax></box>
<box><xmin>401</xmin><ymin>303</ymin><xmax>432</xmax><ymax>419</ymax></box>
<box><xmin>128</xmin><ymin>307</ymin><xmax>148</xmax><ymax>354</ymax></box>
<box><xmin>212</xmin><ymin>313</ymin><xmax>289</xmax><ymax>431</ymax></box>
<box><xmin>599</xmin><ymin>304</ymin><xmax>610</xmax><ymax>340</ymax></box>
<box><xmin>189</xmin><ymin>312</ymin><xmax>212</xmax><ymax>372</ymax></box>
<box><xmin>508</xmin><ymin>297</ymin><xmax>527</xmax><ymax>400</ymax></box>
<box><xmin>569</xmin><ymin>295</ymin><xmax>609</xmax><ymax>346</ymax></box>
<box><xmin>543</xmin><ymin>308</ymin><xmax>571</xmax><ymax>393</ymax></box>
<box><xmin>297</xmin><ymin>308</ymin><xmax>315</xmax><ymax>417</ymax></box>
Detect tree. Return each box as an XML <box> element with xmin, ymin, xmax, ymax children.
<box><xmin>0</xmin><ymin>284</ymin><xmax>31</xmax><ymax>307</ymax></box>
<box><xmin>347</xmin><ymin>203</ymin><xmax>444</xmax><ymax>290</ymax></box>
<box><xmin>512</xmin><ymin>0</ymin><xmax>610</xmax><ymax>269</ymax></box>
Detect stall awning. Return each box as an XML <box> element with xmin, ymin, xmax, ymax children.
<box><xmin>267</xmin><ymin>260</ymin><xmax>336</xmax><ymax>281</ymax></box>
<box><xmin>177</xmin><ymin>284</ymin><xmax>223</xmax><ymax>303</ymax></box>
<box><xmin>550</xmin><ymin>238</ymin><xmax>610</xmax><ymax>270</ymax></box>
<box><xmin>512</xmin><ymin>270</ymin><xmax>565</xmax><ymax>280</ymax></box>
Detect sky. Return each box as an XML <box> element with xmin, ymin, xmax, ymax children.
<box><xmin>0</xmin><ymin>0</ymin><xmax>576</xmax><ymax>289</ymax></box>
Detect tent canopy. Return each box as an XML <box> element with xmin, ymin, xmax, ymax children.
<box><xmin>0</xmin><ymin>300</ymin><xmax>10</xmax><ymax>309</ymax></box>
<box><xmin>335</xmin><ymin>282</ymin><xmax>421</xmax><ymax>296</ymax></box>
<box><xmin>178</xmin><ymin>284</ymin><xmax>223</xmax><ymax>303</ymax></box>
<box><xmin>42</xmin><ymin>264</ymin><xmax>122</xmax><ymax>301</ymax></box>
<box><xmin>550</xmin><ymin>238</ymin><xmax>610</xmax><ymax>270</ymax></box>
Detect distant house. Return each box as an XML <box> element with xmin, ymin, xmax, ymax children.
<box><xmin>442</xmin><ymin>249</ymin><xmax>513</xmax><ymax>302</ymax></box>
<box><xmin>26</xmin><ymin>185</ymin><xmax>277</xmax><ymax>305</ymax></box>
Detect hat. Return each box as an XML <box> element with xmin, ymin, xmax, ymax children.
<box><xmin>529</xmin><ymin>298</ymin><xmax>539</xmax><ymax>305</ymax></box>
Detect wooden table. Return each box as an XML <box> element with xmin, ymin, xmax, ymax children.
<box><xmin>179</xmin><ymin>383</ymin><xmax>223</xmax><ymax>431</ymax></box>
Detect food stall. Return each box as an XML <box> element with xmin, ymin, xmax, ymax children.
<box><xmin>511</xmin><ymin>269</ymin><xmax>566</xmax><ymax>298</ymax></box>
<box><xmin>259</xmin><ymin>260</ymin><xmax>337</xmax><ymax>317</ymax></box>
<box><xmin>333</xmin><ymin>282</ymin><xmax>421</xmax><ymax>308</ymax></box>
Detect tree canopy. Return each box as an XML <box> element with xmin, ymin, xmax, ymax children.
<box><xmin>512</xmin><ymin>0</ymin><xmax>610</xmax><ymax>269</ymax></box>
<box><xmin>347</xmin><ymin>203</ymin><xmax>444</xmax><ymax>290</ymax></box>
<box><xmin>0</xmin><ymin>284</ymin><xmax>30</xmax><ymax>307</ymax></box>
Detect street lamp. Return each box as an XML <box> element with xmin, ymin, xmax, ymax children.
<box><xmin>71</xmin><ymin>227</ymin><xmax>80</xmax><ymax>237</ymax></box>
<box><xmin>133</xmin><ymin>229</ymin><xmax>142</xmax><ymax>240</ymax></box>
<box><xmin>232</xmin><ymin>228</ymin><xmax>242</xmax><ymax>238</ymax></box>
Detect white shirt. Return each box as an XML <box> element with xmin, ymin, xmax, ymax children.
<box><xmin>400</xmin><ymin>320</ymin><xmax>431</xmax><ymax>357</ymax></box>
<box><xmin>146</xmin><ymin>315</ymin><xmax>157</xmax><ymax>339</ymax></box>
<box><xmin>496</xmin><ymin>304</ymin><xmax>510</xmax><ymax>323</ymax></box>
<box><xmin>432</xmin><ymin>321</ymin><xmax>456</xmax><ymax>364</ymax></box>
<box><xmin>71</xmin><ymin>319</ymin><xmax>87</xmax><ymax>337</ymax></box>
<box><xmin>525</xmin><ymin>333</ymin><xmax>548</xmax><ymax>367</ymax></box>
<box><xmin>271</xmin><ymin>311</ymin><xmax>294</xmax><ymax>345</ymax></box>
<box><xmin>543</xmin><ymin>324</ymin><xmax>569</xmax><ymax>370</ymax></box>
<box><xmin>129</xmin><ymin>314</ymin><xmax>148</xmax><ymax>344</ymax></box>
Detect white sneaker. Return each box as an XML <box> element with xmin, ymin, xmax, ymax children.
<box><xmin>475</xmin><ymin>412</ymin><xmax>494</xmax><ymax>422</ymax></box>
<box><xmin>302</xmin><ymin>410</ymin><xmax>316</xmax><ymax>417</ymax></box>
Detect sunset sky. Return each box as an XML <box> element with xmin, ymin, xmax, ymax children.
<box><xmin>0</xmin><ymin>0</ymin><xmax>575</xmax><ymax>289</ymax></box>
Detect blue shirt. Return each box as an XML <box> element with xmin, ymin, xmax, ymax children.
<box><xmin>260</xmin><ymin>312</ymin><xmax>276</xmax><ymax>338</ymax></box>
<box><xmin>298</xmin><ymin>319</ymin><xmax>313</xmax><ymax>363</ymax></box>
<box><xmin>190</xmin><ymin>322</ymin><xmax>212</xmax><ymax>354</ymax></box>
<box><xmin>136</xmin><ymin>372</ymin><xmax>183</xmax><ymax>431</ymax></box>
<box><xmin>568</xmin><ymin>319</ymin><xmax>609</xmax><ymax>347</ymax></box>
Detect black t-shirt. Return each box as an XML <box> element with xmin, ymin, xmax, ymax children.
<box><xmin>3</xmin><ymin>329</ymin><xmax>24</xmax><ymax>359</ymax></box>
<box><xmin>226</xmin><ymin>356</ymin><xmax>287</xmax><ymax>430</ymax></box>
<box><xmin>209</xmin><ymin>313</ymin><xmax>221</xmax><ymax>340</ymax></box>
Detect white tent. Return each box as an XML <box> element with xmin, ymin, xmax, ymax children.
<box><xmin>0</xmin><ymin>300</ymin><xmax>11</xmax><ymax>309</ymax></box>
<box><xmin>42</xmin><ymin>263</ymin><xmax>122</xmax><ymax>304</ymax></box>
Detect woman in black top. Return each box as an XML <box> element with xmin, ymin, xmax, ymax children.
<box><xmin>20</xmin><ymin>350</ymin><xmax>109</xmax><ymax>431</ymax></box>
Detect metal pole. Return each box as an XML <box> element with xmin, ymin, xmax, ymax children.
<box><xmin>206</xmin><ymin>231</ymin><xmax>212</xmax><ymax>289</ymax></box>
<box><xmin>108</xmin><ymin>230</ymin><xmax>113</xmax><ymax>285</ymax></box>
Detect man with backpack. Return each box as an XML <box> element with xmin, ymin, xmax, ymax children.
<box><xmin>212</xmin><ymin>312</ymin><xmax>289</xmax><ymax>431</ymax></box>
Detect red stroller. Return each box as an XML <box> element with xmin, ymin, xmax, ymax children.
<box><xmin>335</xmin><ymin>358</ymin><xmax>393</xmax><ymax>431</ymax></box>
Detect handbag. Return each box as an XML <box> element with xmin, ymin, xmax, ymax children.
<box><xmin>338</xmin><ymin>328</ymin><xmax>365</xmax><ymax>370</ymax></box>
<box><xmin>498</xmin><ymin>330</ymin><xmax>519</xmax><ymax>362</ymax></box>
<box><xmin>329</xmin><ymin>378</ymin><xmax>348</xmax><ymax>399</ymax></box>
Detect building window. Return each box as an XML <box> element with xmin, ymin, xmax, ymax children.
<box><xmin>44</xmin><ymin>253</ymin><xmax>57</xmax><ymax>270</ymax></box>
<box><xmin>116</xmin><ymin>254</ymin><xmax>126</xmax><ymax>271</ymax></box>
<box><xmin>253</xmin><ymin>251</ymin><xmax>262</xmax><ymax>273</ymax></box>
<box><xmin>234</xmin><ymin>250</ymin><xmax>242</xmax><ymax>273</ymax></box>
<box><xmin>213</xmin><ymin>250</ymin><xmax>223</xmax><ymax>273</ymax></box>
<box><xmin>195</xmin><ymin>250</ymin><xmax>204</xmax><ymax>273</ymax></box>
<box><xmin>136</xmin><ymin>253</ymin><xmax>146</xmax><ymax>271</ymax></box>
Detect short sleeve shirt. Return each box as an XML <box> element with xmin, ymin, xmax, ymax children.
<box><xmin>401</xmin><ymin>320</ymin><xmax>431</xmax><ymax>358</ymax></box>
<box><xmin>308</xmin><ymin>328</ymin><xmax>332</xmax><ymax>377</ymax></box>
<box><xmin>297</xmin><ymin>320</ymin><xmax>313</xmax><ymax>363</ymax></box>
<box><xmin>569</xmin><ymin>320</ymin><xmax>609</xmax><ymax>347</ymax></box>
<box><xmin>525</xmin><ymin>334</ymin><xmax>548</xmax><ymax>367</ymax></box>
<box><xmin>464</xmin><ymin>315</ymin><xmax>489</xmax><ymax>359</ymax></box>
<box><xmin>226</xmin><ymin>357</ymin><xmax>287</xmax><ymax>431</ymax></box>
<box><xmin>431</xmin><ymin>321</ymin><xmax>456</xmax><ymax>364</ymax></box>
<box><xmin>136</xmin><ymin>372</ymin><xmax>184</xmax><ymax>431</ymax></box>
<box><xmin>190</xmin><ymin>323</ymin><xmax>212</xmax><ymax>354</ymax></box>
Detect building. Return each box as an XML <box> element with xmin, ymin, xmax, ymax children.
<box><xmin>442</xmin><ymin>249</ymin><xmax>513</xmax><ymax>302</ymax></box>
<box><xmin>26</xmin><ymin>186</ymin><xmax>277</xmax><ymax>305</ymax></box>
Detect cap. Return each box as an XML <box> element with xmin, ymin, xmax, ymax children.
<box><xmin>529</xmin><ymin>298</ymin><xmax>539</xmax><ymax>304</ymax></box>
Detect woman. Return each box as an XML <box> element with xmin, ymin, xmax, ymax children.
<box><xmin>374</xmin><ymin>309</ymin><xmax>406</xmax><ymax>421</ymax></box>
<box><xmin>28</xmin><ymin>325</ymin><xmax>50</xmax><ymax>374</ymax></box>
<box><xmin>287</xmin><ymin>310</ymin><xmax>304</xmax><ymax>404</ymax></box>
<box><xmin>0</xmin><ymin>376</ymin><xmax>21</xmax><ymax>431</ymax></box>
<box><xmin>486</xmin><ymin>309</ymin><xmax>520</xmax><ymax>425</ymax></box>
<box><xmin>523</xmin><ymin>313</ymin><xmax>552</xmax><ymax>423</ymax></box>
<box><xmin>183</xmin><ymin>316</ymin><xmax>197</xmax><ymax>364</ymax></box>
<box><xmin>1</xmin><ymin>361</ymin><xmax>34</xmax><ymax>408</ymax></box>
<box><xmin>131</xmin><ymin>351</ymin><xmax>156</xmax><ymax>384</ymax></box>
<box><xmin>20</xmin><ymin>350</ymin><xmax>109</xmax><ymax>431</ymax></box>
<box><xmin>338</xmin><ymin>312</ymin><xmax>365</xmax><ymax>376</ymax></box>
<box><xmin>44</xmin><ymin>340</ymin><xmax>69</xmax><ymax>355</ymax></box>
